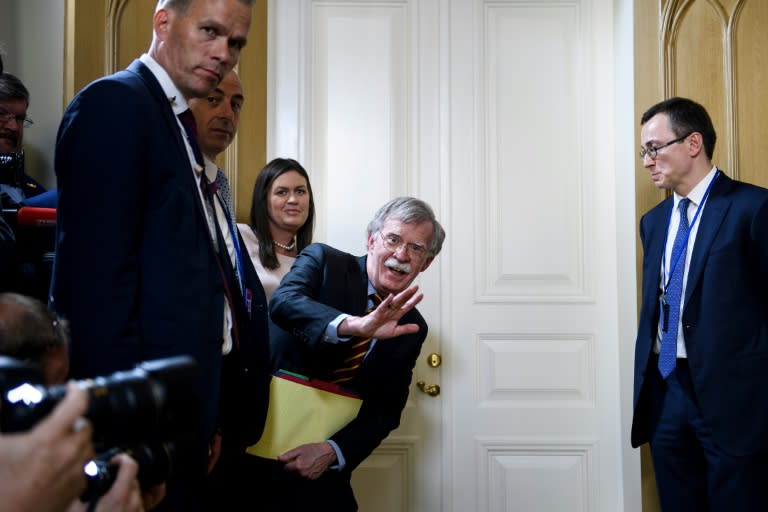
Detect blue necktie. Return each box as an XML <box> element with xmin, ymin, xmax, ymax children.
<box><xmin>658</xmin><ymin>198</ymin><xmax>691</xmax><ymax>378</ymax></box>
<box><xmin>214</xmin><ymin>169</ymin><xmax>244</xmax><ymax>295</ymax></box>
<box><xmin>215</xmin><ymin>169</ymin><xmax>234</xmax><ymax>215</ymax></box>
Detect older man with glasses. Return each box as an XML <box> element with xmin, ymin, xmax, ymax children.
<box><xmin>631</xmin><ymin>96</ymin><xmax>768</xmax><ymax>511</ymax></box>
<box><xmin>248</xmin><ymin>196</ymin><xmax>445</xmax><ymax>511</ymax></box>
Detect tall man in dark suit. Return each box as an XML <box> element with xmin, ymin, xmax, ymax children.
<box><xmin>264</xmin><ymin>196</ymin><xmax>445</xmax><ymax>511</ymax></box>
<box><xmin>631</xmin><ymin>97</ymin><xmax>768</xmax><ymax>511</ymax></box>
<box><xmin>51</xmin><ymin>1</ymin><xmax>270</xmax><ymax>510</ymax></box>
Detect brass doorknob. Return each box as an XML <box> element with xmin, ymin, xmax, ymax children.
<box><xmin>416</xmin><ymin>380</ymin><xmax>441</xmax><ymax>397</ymax></box>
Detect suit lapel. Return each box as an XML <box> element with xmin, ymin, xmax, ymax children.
<box><xmin>127</xmin><ymin>60</ymin><xmax>190</xmax><ymax>173</ymax></box>
<box><xmin>643</xmin><ymin>200</ymin><xmax>671</xmax><ymax>309</ymax></box>
<box><xmin>126</xmin><ymin>59</ymin><xmax>212</xmax><ymax>244</ymax></box>
<box><xmin>684</xmin><ymin>173</ymin><xmax>732</xmax><ymax>306</ymax></box>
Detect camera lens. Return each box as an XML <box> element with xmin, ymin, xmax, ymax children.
<box><xmin>0</xmin><ymin>355</ymin><xmax>199</xmax><ymax>448</ymax></box>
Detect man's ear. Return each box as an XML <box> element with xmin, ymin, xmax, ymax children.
<box><xmin>687</xmin><ymin>132</ymin><xmax>704</xmax><ymax>157</ymax></box>
<box><xmin>153</xmin><ymin>8</ymin><xmax>172</xmax><ymax>41</ymax></box>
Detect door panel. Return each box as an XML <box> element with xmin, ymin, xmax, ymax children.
<box><xmin>270</xmin><ymin>1</ymin><xmax>444</xmax><ymax>509</ymax></box>
<box><xmin>271</xmin><ymin>1</ymin><xmax>635</xmax><ymax>510</ymax></box>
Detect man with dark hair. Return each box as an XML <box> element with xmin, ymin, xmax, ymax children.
<box><xmin>632</xmin><ymin>96</ymin><xmax>768</xmax><ymax>510</ymax></box>
<box><xmin>260</xmin><ymin>196</ymin><xmax>445</xmax><ymax>511</ymax></box>
<box><xmin>51</xmin><ymin>1</ymin><xmax>268</xmax><ymax>510</ymax></box>
<box><xmin>0</xmin><ymin>54</ymin><xmax>53</xmax><ymax>300</ymax></box>
<box><xmin>0</xmin><ymin>54</ymin><xmax>46</xmax><ymax>208</ymax></box>
<box><xmin>0</xmin><ymin>292</ymin><xmax>70</xmax><ymax>384</ymax></box>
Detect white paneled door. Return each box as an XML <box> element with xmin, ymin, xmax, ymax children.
<box><xmin>268</xmin><ymin>1</ymin><xmax>639</xmax><ymax>510</ymax></box>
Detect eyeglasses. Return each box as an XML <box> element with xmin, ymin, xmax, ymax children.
<box><xmin>0</xmin><ymin>109</ymin><xmax>33</xmax><ymax>128</ymax></box>
<box><xmin>639</xmin><ymin>133</ymin><xmax>690</xmax><ymax>160</ymax></box>
<box><xmin>378</xmin><ymin>232</ymin><xmax>429</xmax><ymax>259</ymax></box>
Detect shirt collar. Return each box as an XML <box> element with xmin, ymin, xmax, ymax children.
<box><xmin>674</xmin><ymin>166</ymin><xmax>718</xmax><ymax>208</ymax></box>
<box><xmin>139</xmin><ymin>53</ymin><xmax>189</xmax><ymax>115</ymax></box>
<box><xmin>203</xmin><ymin>156</ymin><xmax>218</xmax><ymax>182</ymax></box>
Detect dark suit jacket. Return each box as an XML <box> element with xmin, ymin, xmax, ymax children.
<box><xmin>632</xmin><ymin>172</ymin><xmax>768</xmax><ymax>456</ymax></box>
<box><xmin>270</xmin><ymin>243</ymin><xmax>427</xmax><ymax>473</ymax></box>
<box><xmin>52</xmin><ymin>60</ymin><xmax>269</xmax><ymax>473</ymax></box>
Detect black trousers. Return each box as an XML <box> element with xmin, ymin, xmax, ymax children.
<box><xmin>647</xmin><ymin>355</ymin><xmax>768</xmax><ymax>511</ymax></box>
<box><xmin>230</xmin><ymin>455</ymin><xmax>358</xmax><ymax>512</ymax></box>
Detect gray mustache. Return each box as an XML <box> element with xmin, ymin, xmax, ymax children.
<box><xmin>384</xmin><ymin>257</ymin><xmax>412</xmax><ymax>274</ymax></box>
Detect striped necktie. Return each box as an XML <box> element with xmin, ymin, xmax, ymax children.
<box><xmin>331</xmin><ymin>293</ymin><xmax>383</xmax><ymax>385</ymax></box>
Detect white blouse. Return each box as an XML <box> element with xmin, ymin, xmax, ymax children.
<box><xmin>237</xmin><ymin>223</ymin><xmax>295</xmax><ymax>301</ymax></box>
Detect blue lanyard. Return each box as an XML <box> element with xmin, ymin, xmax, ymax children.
<box><xmin>661</xmin><ymin>170</ymin><xmax>719</xmax><ymax>294</ymax></box>
<box><xmin>215</xmin><ymin>192</ymin><xmax>246</xmax><ymax>296</ymax></box>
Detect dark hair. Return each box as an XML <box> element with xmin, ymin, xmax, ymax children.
<box><xmin>0</xmin><ymin>293</ymin><xmax>69</xmax><ymax>372</ymax></box>
<box><xmin>367</xmin><ymin>196</ymin><xmax>445</xmax><ymax>257</ymax></box>
<box><xmin>248</xmin><ymin>158</ymin><xmax>315</xmax><ymax>270</ymax></box>
<box><xmin>0</xmin><ymin>55</ymin><xmax>30</xmax><ymax>107</ymax></box>
<box><xmin>640</xmin><ymin>97</ymin><xmax>716</xmax><ymax>160</ymax></box>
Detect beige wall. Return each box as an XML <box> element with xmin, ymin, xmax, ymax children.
<box><xmin>0</xmin><ymin>0</ymin><xmax>65</xmax><ymax>189</ymax></box>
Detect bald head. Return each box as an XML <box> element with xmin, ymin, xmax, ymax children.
<box><xmin>189</xmin><ymin>69</ymin><xmax>244</xmax><ymax>159</ymax></box>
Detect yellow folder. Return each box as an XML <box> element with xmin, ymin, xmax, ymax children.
<box><xmin>246</xmin><ymin>372</ymin><xmax>363</xmax><ymax>459</ymax></box>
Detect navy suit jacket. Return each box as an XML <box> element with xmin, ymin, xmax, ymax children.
<box><xmin>269</xmin><ymin>243</ymin><xmax>427</xmax><ymax>473</ymax></box>
<box><xmin>632</xmin><ymin>172</ymin><xmax>768</xmax><ymax>456</ymax></box>
<box><xmin>53</xmin><ymin>60</ymin><xmax>269</xmax><ymax>454</ymax></box>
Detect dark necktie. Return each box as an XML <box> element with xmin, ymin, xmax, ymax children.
<box><xmin>203</xmin><ymin>174</ymin><xmax>240</xmax><ymax>350</ymax></box>
<box><xmin>180</xmin><ymin>110</ymin><xmax>240</xmax><ymax>349</ymax></box>
<box><xmin>177</xmin><ymin>108</ymin><xmax>204</xmax><ymax>167</ymax></box>
<box><xmin>331</xmin><ymin>293</ymin><xmax>383</xmax><ymax>385</ymax></box>
<box><xmin>658</xmin><ymin>198</ymin><xmax>691</xmax><ymax>378</ymax></box>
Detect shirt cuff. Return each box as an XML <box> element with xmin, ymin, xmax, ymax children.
<box><xmin>323</xmin><ymin>314</ymin><xmax>353</xmax><ymax>344</ymax></box>
<box><xmin>327</xmin><ymin>440</ymin><xmax>346</xmax><ymax>470</ymax></box>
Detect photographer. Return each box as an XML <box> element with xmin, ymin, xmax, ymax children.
<box><xmin>0</xmin><ymin>292</ymin><xmax>165</xmax><ymax>511</ymax></box>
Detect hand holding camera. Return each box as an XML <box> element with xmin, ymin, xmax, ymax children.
<box><xmin>0</xmin><ymin>382</ymin><xmax>94</xmax><ymax>512</ymax></box>
<box><xmin>0</xmin><ymin>355</ymin><xmax>198</xmax><ymax>511</ymax></box>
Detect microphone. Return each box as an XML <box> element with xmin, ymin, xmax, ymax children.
<box><xmin>15</xmin><ymin>207</ymin><xmax>57</xmax><ymax>227</ymax></box>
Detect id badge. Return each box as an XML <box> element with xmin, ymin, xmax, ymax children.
<box><xmin>245</xmin><ymin>288</ymin><xmax>253</xmax><ymax>319</ymax></box>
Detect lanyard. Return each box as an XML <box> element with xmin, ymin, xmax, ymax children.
<box><xmin>661</xmin><ymin>170</ymin><xmax>719</xmax><ymax>294</ymax></box>
<box><xmin>214</xmin><ymin>191</ymin><xmax>246</xmax><ymax>297</ymax></box>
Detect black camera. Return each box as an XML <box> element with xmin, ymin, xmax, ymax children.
<box><xmin>0</xmin><ymin>355</ymin><xmax>200</xmax><ymax>501</ymax></box>
<box><xmin>0</xmin><ymin>150</ymin><xmax>24</xmax><ymax>188</ymax></box>
<box><xmin>80</xmin><ymin>437</ymin><xmax>194</xmax><ymax>503</ymax></box>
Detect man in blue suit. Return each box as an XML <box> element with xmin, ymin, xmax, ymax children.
<box><xmin>631</xmin><ymin>97</ymin><xmax>768</xmax><ymax>510</ymax></box>
<box><xmin>51</xmin><ymin>1</ymin><xmax>269</xmax><ymax>510</ymax></box>
<box><xmin>260</xmin><ymin>196</ymin><xmax>445</xmax><ymax>511</ymax></box>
